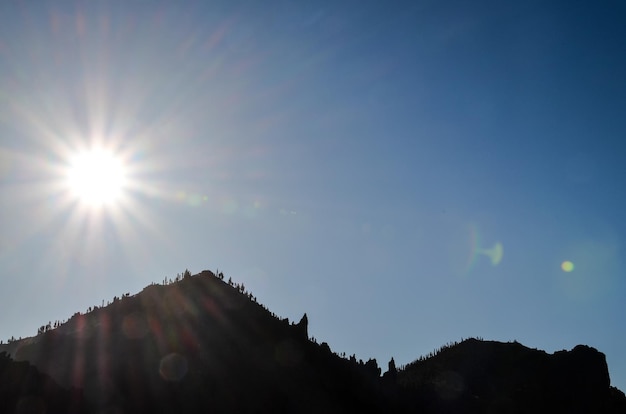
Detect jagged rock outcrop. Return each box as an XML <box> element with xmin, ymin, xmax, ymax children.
<box><xmin>296</xmin><ymin>313</ymin><xmax>308</xmax><ymax>339</ymax></box>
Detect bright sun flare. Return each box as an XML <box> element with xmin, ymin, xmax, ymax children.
<box><xmin>66</xmin><ymin>149</ymin><xmax>126</xmax><ymax>206</ymax></box>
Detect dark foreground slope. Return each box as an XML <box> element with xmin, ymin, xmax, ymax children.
<box><xmin>1</xmin><ymin>271</ymin><xmax>625</xmax><ymax>414</ymax></box>
<box><xmin>0</xmin><ymin>351</ymin><xmax>87</xmax><ymax>414</ymax></box>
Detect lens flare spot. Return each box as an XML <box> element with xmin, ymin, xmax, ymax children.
<box><xmin>479</xmin><ymin>242</ymin><xmax>503</xmax><ymax>266</ymax></box>
<box><xmin>561</xmin><ymin>261</ymin><xmax>575</xmax><ymax>272</ymax></box>
<box><xmin>187</xmin><ymin>193</ymin><xmax>202</xmax><ymax>207</ymax></box>
<box><xmin>159</xmin><ymin>353</ymin><xmax>188</xmax><ymax>381</ymax></box>
<box><xmin>464</xmin><ymin>225</ymin><xmax>503</xmax><ymax>271</ymax></box>
<box><xmin>221</xmin><ymin>198</ymin><xmax>238</xmax><ymax>214</ymax></box>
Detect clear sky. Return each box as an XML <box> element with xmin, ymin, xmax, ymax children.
<box><xmin>1</xmin><ymin>0</ymin><xmax>625</xmax><ymax>391</ymax></box>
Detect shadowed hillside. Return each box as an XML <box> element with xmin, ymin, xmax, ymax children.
<box><xmin>1</xmin><ymin>270</ymin><xmax>624</xmax><ymax>413</ymax></box>
<box><xmin>0</xmin><ymin>351</ymin><xmax>87</xmax><ymax>414</ymax></box>
<box><xmin>396</xmin><ymin>338</ymin><xmax>626</xmax><ymax>413</ymax></box>
<box><xmin>1</xmin><ymin>271</ymin><xmax>388</xmax><ymax>413</ymax></box>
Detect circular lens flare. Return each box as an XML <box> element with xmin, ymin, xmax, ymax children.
<box><xmin>561</xmin><ymin>261</ymin><xmax>575</xmax><ymax>272</ymax></box>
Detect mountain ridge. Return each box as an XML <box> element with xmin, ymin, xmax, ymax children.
<box><xmin>1</xmin><ymin>269</ymin><xmax>624</xmax><ymax>413</ymax></box>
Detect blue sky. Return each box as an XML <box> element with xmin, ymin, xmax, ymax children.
<box><xmin>1</xmin><ymin>0</ymin><xmax>625</xmax><ymax>391</ymax></box>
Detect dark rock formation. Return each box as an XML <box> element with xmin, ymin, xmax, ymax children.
<box><xmin>396</xmin><ymin>339</ymin><xmax>623</xmax><ymax>413</ymax></box>
<box><xmin>0</xmin><ymin>351</ymin><xmax>87</xmax><ymax>414</ymax></box>
<box><xmin>0</xmin><ymin>271</ymin><xmax>624</xmax><ymax>413</ymax></box>
<box><xmin>296</xmin><ymin>313</ymin><xmax>308</xmax><ymax>339</ymax></box>
<box><xmin>1</xmin><ymin>272</ymin><xmax>385</xmax><ymax>413</ymax></box>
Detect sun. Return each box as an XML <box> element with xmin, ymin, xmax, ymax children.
<box><xmin>66</xmin><ymin>149</ymin><xmax>127</xmax><ymax>206</ymax></box>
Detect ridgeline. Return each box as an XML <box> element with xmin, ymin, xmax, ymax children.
<box><xmin>1</xmin><ymin>270</ymin><xmax>624</xmax><ymax>413</ymax></box>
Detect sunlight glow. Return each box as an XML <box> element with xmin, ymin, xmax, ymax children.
<box><xmin>66</xmin><ymin>149</ymin><xmax>127</xmax><ymax>206</ymax></box>
<box><xmin>0</xmin><ymin>8</ymin><xmax>232</xmax><ymax>297</ymax></box>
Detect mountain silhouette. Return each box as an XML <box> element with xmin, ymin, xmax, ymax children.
<box><xmin>396</xmin><ymin>338</ymin><xmax>626</xmax><ymax>413</ymax></box>
<box><xmin>1</xmin><ymin>270</ymin><xmax>624</xmax><ymax>413</ymax></box>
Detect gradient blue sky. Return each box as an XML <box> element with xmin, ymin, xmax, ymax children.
<box><xmin>1</xmin><ymin>0</ymin><xmax>625</xmax><ymax>391</ymax></box>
